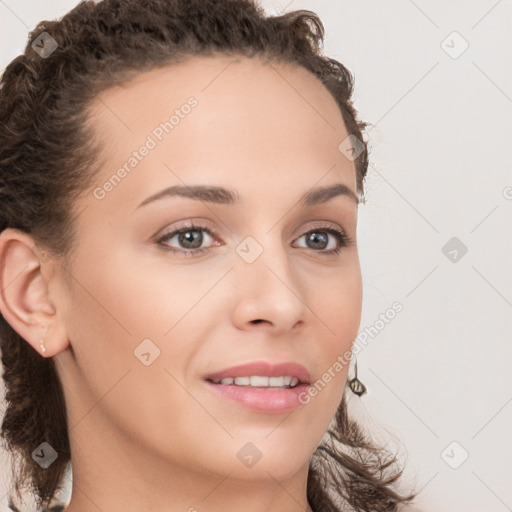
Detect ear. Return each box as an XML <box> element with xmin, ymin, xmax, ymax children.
<box><xmin>0</xmin><ymin>228</ymin><xmax>70</xmax><ymax>358</ymax></box>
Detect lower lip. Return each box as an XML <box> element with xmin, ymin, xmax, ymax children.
<box><xmin>204</xmin><ymin>380</ymin><xmax>310</xmax><ymax>413</ymax></box>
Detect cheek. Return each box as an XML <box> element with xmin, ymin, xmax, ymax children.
<box><xmin>61</xmin><ymin>249</ymin><xmax>222</xmax><ymax>394</ymax></box>
<box><xmin>307</xmin><ymin>260</ymin><xmax>363</xmax><ymax>344</ymax></box>
<box><xmin>308</xmin><ymin>261</ymin><xmax>362</xmax><ymax>395</ymax></box>
<box><xmin>60</xmin><ymin>255</ymin><xmax>211</xmax><ymax>447</ymax></box>
<box><xmin>68</xmin><ymin>249</ymin><xmax>212</xmax><ymax>335</ymax></box>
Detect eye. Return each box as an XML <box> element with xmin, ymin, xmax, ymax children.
<box><xmin>293</xmin><ymin>225</ymin><xmax>351</xmax><ymax>255</ymax></box>
<box><xmin>156</xmin><ymin>222</ymin><xmax>218</xmax><ymax>256</ymax></box>
<box><xmin>156</xmin><ymin>222</ymin><xmax>351</xmax><ymax>257</ymax></box>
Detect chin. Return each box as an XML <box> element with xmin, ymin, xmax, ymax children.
<box><xmin>226</xmin><ymin>446</ymin><xmax>312</xmax><ymax>482</ymax></box>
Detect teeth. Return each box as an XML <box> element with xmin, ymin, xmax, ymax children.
<box><xmin>250</xmin><ymin>376</ymin><xmax>270</xmax><ymax>386</ymax></box>
<box><xmin>268</xmin><ymin>376</ymin><xmax>284</xmax><ymax>386</ymax></box>
<box><xmin>212</xmin><ymin>375</ymin><xmax>300</xmax><ymax>388</ymax></box>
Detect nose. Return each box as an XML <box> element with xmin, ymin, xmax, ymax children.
<box><xmin>231</xmin><ymin>238</ymin><xmax>306</xmax><ymax>335</ymax></box>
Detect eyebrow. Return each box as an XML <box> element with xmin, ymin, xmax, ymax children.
<box><xmin>135</xmin><ymin>182</ymin><xmax>359</xmax><ymax>210</ymax></box>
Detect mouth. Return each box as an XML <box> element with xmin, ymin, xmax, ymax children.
<box><xmin>203</xmin><ymin>361</ymin><xmax>311</xmax><ymax>413</ymax></box>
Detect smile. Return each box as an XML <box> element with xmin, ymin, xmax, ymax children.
<box><xmin>208</xmin><ymin>375</ymin><xmax>300</xmax><ymax>388</ymax></box>
<box><xmin>203</xmin><ymin>361</ymin><xmax>312</xmax><ymax>413</ymax></box>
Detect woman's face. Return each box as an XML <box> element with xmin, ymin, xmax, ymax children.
<box><xmin>51</xmin><ymin>55</ymin><xmax>362</xmax><ymax>486</ymax></box>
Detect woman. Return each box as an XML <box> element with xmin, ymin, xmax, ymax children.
<box><xmin>0</xmin><ymin>0</ymin><xmax>419</xmax><ymax>511</ymax></box>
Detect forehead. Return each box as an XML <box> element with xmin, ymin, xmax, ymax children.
<box><xmin>89</xmin><ymin>54</ymin><xmax>345</xmax><ymax>127</ymax></box>
<box><xmin>84</xmin><ymin>55</ymin><xmax>355</xmax><ymax>208</ymax></box>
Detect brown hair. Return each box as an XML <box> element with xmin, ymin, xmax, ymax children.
<box><xmin>0</xmin><ymin>0</ymin><xmax>417</xmax><ymax>510</ymax></box>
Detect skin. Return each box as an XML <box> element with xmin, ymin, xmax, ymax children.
<box><xmin>0</xmin><ymin>55</ymin><xmax>362</xmax><ymax>512</ymax></box>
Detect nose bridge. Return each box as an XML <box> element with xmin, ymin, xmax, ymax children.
<box><xmin>231</xmin><ymin>230</ymin><xmax>306</xmax><ymax>329</ymax></box>
<box><xmin>236</xmin><ymin>230</ymin><xmax>290</xmax><ymax>286</ymax></box>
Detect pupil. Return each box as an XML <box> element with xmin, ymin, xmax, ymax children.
<box><xmin>308</xmin><ymin>232</ymin><xmax>327</xmax><ymax>250</ymax></box>
<box><xmin>180</xmin><ymin>230</ymin><xmax>202</xmax><ymax>249</ymax></box>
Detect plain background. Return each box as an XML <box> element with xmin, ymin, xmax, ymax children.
<box><xmin>0</xmin><ymin>1</ymin><xmax>511</xmax><ymax>511</ymax></box>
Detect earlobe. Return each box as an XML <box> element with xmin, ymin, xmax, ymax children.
<box><xmin>0</xmin><ymin>228</ymin><xmax>69</xmax><ymax>357</ymax></box>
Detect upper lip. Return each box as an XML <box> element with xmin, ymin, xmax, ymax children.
<box><xmin>204</xmin><ymin>361</ymin><xmax>311</xmax><ymax>384</ymax></box>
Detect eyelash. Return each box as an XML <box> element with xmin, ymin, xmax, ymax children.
<box><xmin>156</xmin><ymin>222</ymin><xmax>352</xmax><ymax>257</ymax></box>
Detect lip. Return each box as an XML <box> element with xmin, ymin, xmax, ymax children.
<box><xmin>203</xmin><ymin>361</ymin><xmax>311</xmax><ymax>414</ymax></box>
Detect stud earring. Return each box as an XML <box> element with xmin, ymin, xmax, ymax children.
<box><xmin>348</xmin><ymin>358</ymin><xmax>367</xmax><ymax>396</ymax></box>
